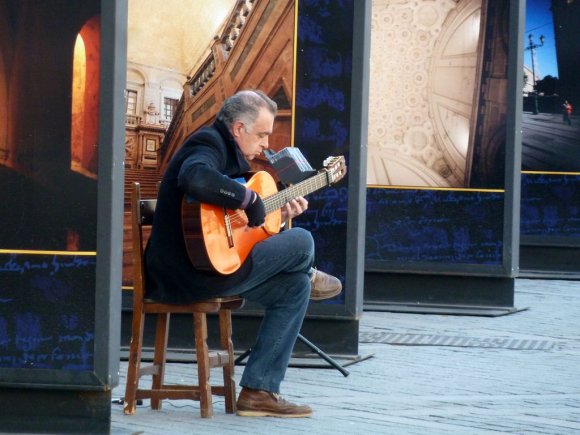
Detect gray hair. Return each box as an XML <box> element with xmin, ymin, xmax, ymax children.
<box><xmin>217</xmin><ymin>89</ymin><xmax>277</xmax><ymax>129</ymax></box>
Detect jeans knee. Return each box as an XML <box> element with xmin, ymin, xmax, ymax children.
<box><xmin>288</xmin><ymin>227</ymin><xmax>314</xmax><ymax>257</ymax></box>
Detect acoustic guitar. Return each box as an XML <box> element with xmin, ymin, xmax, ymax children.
<box><xmin>181</xmin><ymin>155</ymin><xmax>347</xmax><ymax>275</ymax></box>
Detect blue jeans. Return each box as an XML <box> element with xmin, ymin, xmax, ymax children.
<box><xmin>215</xmin><ymin>227</ymin><xmax>314</xmax><ymax>393</ymax></box>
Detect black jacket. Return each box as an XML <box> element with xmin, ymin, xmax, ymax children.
<box><xmin>144</xmin><ymin>120</ymin><xmax>254</xmax><ymax>303</ymax></box>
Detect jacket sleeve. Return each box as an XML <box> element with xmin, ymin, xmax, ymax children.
<box><xmin>176</xmin><ymin>133</ymin><xmax>250</xmax><ymax>210</ymax></box>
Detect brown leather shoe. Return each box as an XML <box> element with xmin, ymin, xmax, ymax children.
<box><xmin>236</xmin><ymin>387</ymin><xmax>312</xmax><ymax>418</ymax></box>
<box><xmin>310</xmin><ymin>268</ymin><xmax>342</xmax><ymax>300</ymax></box>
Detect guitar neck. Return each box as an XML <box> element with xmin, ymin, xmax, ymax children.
<box><xmin>262</xmin><ymin>171</ymin><xmax>329</xmax><ymax>214</ymax></box>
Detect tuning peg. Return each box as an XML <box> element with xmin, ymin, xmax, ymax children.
<box><xmin>323</xmin><ymin>156</ymin><xmax>337</xmax><ymax>167</ymax></box>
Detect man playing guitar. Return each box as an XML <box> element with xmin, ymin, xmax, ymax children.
<box><xmin>144</xmin><ymin>90</ymin><xmax>343</xmax><ymax>418</ymax></box>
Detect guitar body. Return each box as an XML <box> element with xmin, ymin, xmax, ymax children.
<box><xmin>181</xmin><ymin>155</ymin><xmax>347</xmax><ymax>275</ymax></box>
<box><xmin>181</xmin><ymin>171</ymin><xmax>282</xmax><ymax>275</ymax></box>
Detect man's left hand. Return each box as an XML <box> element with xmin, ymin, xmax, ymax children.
<box><xmin>281</xmin><ymin>197</ymin><xmax>308</xmax><ymax>221</ymax></box>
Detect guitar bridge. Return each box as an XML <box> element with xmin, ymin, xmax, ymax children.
<box><xmin>224</xmin><ymin>208</ymin><xmax>234</xmax><ymax>248</ymax></box>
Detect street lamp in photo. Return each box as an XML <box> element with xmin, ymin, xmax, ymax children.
<box><xmin>525</xmin><ymin>33</ymin><xmax>545</xmax><ymax>115</ymax></box>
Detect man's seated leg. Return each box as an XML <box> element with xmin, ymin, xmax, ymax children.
<box><xmin>223</xmin><ymin>227</ymin><xmax>314</xmax><ymax>417</ymax></box>
<box><xmin>236</xmin><ymin>270</ymin><xmax>312</xmax><ymax>418</ymax></box>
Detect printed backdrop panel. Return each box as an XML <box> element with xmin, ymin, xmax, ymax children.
<box><xmin>293</xmin><ymin>0</ymin><xmax>355</xmax><ymax>305</ymax></box>
<box><xmin>520</xmin><ymin>0</ymin><xmax>580</xmax><ymax>246</ymax></box>
<box><xmin>0</xmin><ymin>254</ymin><xmax>96</xmax><ymax>371</ymax></box>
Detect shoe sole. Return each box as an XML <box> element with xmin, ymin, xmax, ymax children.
<box><xmin>310</xmin><ymin>287</ymin><xmax>342</xmax><ymax>301</ymax></box>
<box><xmin>236</xmin><ymin>410</ymin><xmax>312</xmax><ymax>418</ymax></box>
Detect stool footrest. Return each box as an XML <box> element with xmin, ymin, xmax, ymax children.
<box><xmin>208</xmin><ymin>350</ymin><xmax>231</xmax><ymax>367</ymax></box>
<box><xmin>136</xmin><ymin>388</ymin><xmax>201</xmax><ymax>402</ymax></box>
<box><xmin>138</xmin><ymin>364</ymin><xmax>159</xmax><ymax>377</ymax></box>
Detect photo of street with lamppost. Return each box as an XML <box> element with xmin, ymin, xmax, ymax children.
<box><xmin>522</xmin><ymin>0</ymin><xmax>580</xmax><ymax>173</ymax></box>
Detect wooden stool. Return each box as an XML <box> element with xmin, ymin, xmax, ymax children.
<box><xmin>123</xmin><ymin>182</ymin><xmax>244</xmax><ymax>418</ymax></box>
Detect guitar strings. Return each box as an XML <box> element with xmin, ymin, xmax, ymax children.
<box><xmin>221</xmin><ymin>157</ymin><xmax>345</xmax><ymax>226</ymax></box>
<box><xmin>224</xmin><ymin>171</ymin><xmax>329</xmax><ymax>225</ymax></box>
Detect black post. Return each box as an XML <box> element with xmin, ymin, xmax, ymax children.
<box><xmin>526</xmin><ymin>33</ymin><xmax>544</xmax><ymax>115</ymax></box>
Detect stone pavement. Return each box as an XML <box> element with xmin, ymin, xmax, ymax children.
<box><xmin>111</xmin><ymin>278</ymin><xmax>580</xmax><ymax>434</ymax></box>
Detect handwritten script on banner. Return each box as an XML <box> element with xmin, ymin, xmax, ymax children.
<box><xmin>521</xmin><ymin>173</ymin><xmax>580</xmax><ymax>238</ymax></box>
<box><xmin>365</xmin><ymin>189</ymin><xmax>504</xmax><ymax>264</ymax></box>
<box><xmin>0</xmin><ymin>253</ymin><xmax>96</xmax><ymax>371</ymax></box>
<box><xmin>293</xmin><ymin>0</ymin><xmax>355</xmax><ymax>304</ymax></box>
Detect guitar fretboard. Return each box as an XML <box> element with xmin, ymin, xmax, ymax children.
<box><xmin>262</xmin><ymin>171</ymin><xmax>329</xmax><ymax>214</ymax></box>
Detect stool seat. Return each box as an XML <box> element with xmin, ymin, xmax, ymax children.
<box><xmin>123</xmin><ymin>182</ymin><xmax>244</xmax><ymax>418</ymax></box>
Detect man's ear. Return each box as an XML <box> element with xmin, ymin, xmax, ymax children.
<box><xmin>231</xmin><ymin>121</ymin><xmax>244</xmax><ymax>138</ymax></box>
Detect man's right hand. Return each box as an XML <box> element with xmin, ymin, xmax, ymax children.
<box><xmin>245</xmin><ymin>190</ymin><xmax>266</xmax><ymax>227</ymax></box>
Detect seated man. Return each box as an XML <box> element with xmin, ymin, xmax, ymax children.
<box><xmin>144</xmin><ymin>89</ymin><xmax>342</xmax><ymax>417</ymax></box>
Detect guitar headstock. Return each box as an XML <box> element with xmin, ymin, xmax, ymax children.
<box><xmin>321</xmin><ymin>156</ymin><xmax>347</xmax><ymax>185</ymax></box>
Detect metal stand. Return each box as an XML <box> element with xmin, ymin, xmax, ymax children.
<box><xmin>235</xmin><ymin>333</ymin><xmax>350</xmax><ymax>377</ymax></box>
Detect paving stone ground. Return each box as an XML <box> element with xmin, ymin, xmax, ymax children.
<box><xmin>111</xmin><ymin>278</ymin><xmax>580</xmax><ymax>434</ymax></box>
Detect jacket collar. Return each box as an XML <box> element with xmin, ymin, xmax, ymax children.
<box><xmin>214</xmin><ymin>119</ymin><xmax>250</xmax><ymax>174</ymax></box>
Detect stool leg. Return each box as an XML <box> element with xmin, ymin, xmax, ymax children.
<box><xmin>151</xmin><ymin>313</ymin><xmax>170</xmax><ymax>410</ymax></box>
<box><xmin>219</xmin><ymin>309</ymin><xmax>237</xmax><ymax>414</ymax></box>
<box><xmin>194</xmin><ymin>312</ymin><xmax>213</xmax><ymax>418</ymax></box>
<box><xmin>124</xmin><ymin>307</ymin><xmax>145</xmax><ymax>415</ymax></box>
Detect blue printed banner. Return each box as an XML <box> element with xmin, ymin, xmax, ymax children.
<box><xmin>293</xmin><ymin>0</ymin><xmax>354</xmax><ymax>303</ymax></box>
<box><xmin>0</xmin><ymin>254</ymin><xmax>96</xmax><ymax>371</ymax></box>
<box><xmin>521</xmin><ymin>173</ymin><xmax>580</xmax><ymax>238</ymax></box>
<box><xmin>366</xmin><ymin>188</ymin><xmax>504</xmax><ymax>265</ymax></box>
